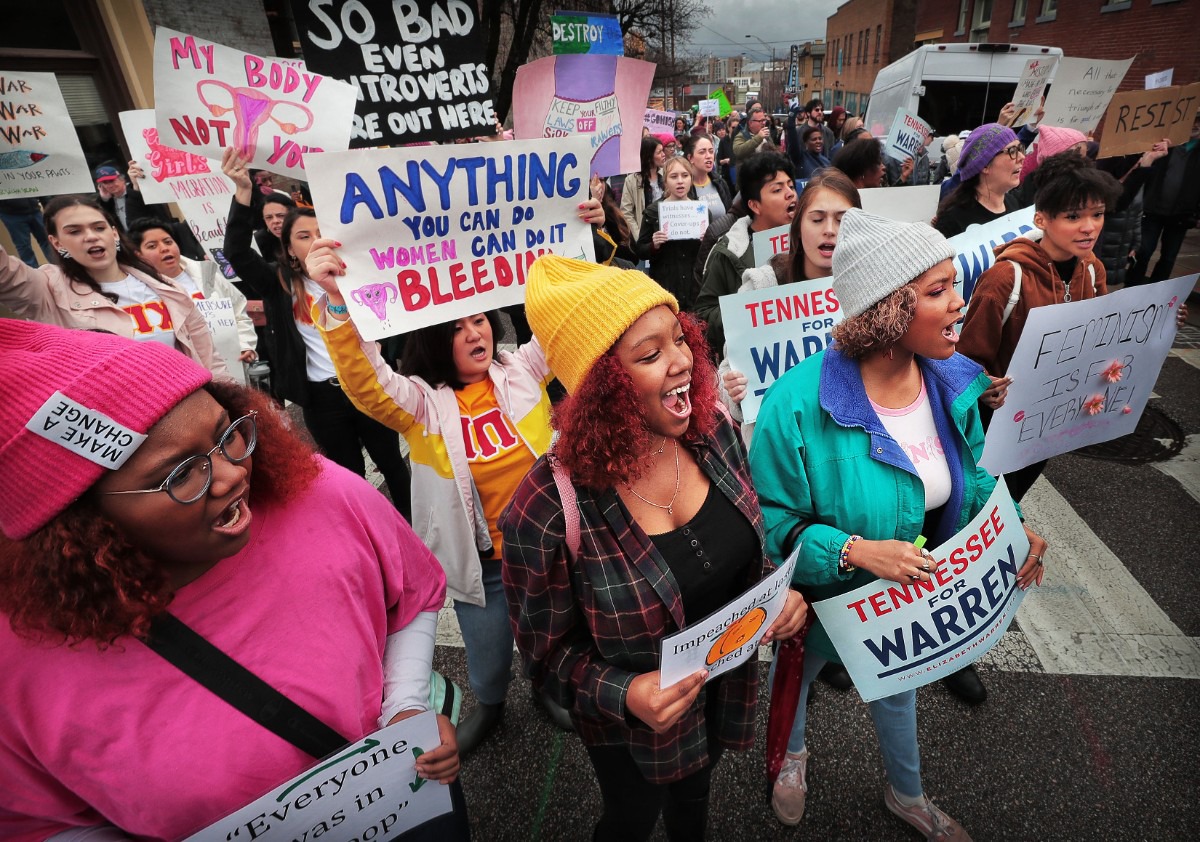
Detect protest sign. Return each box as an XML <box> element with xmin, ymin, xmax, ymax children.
<box><xmin>291</xmin><ymin>0</ymin><xmax>494</xmax><ymax>146</ymax></box>
<box><xmin>305</xmin><ymin>137</ymin><xmax>595</xmax><ymax>339</ymax></box>
<box><xmin>883</xmin><ymin>108</ymin><xmax>931</xmax><ymax>162</ymax></box>
<box><xmin>719</xmin><ymin>277</ymin><xmax>843</xmax><ymax>423</ymax></box>
<box><xmin>751</xmin><ymin>222</ymin><xmax>790</xmax><ymax>268</ymax></box>
<box><xmin>154</xmin><ymin>27</ymin><xmax>356</xmax><ymax>181</ymax></box>
<box><xmin>859</xmin><ymin>184</ymin><xmax>941</xmax><ymax>225</ymax></box>
<box><xmin>550</xmin><ymin>12</ymin><xmax>623</xmax><ymax>55</ymax></box>
<box><xmin>698</xmin><ymin>98</ymin><xmax>720</xmax><ymax>118</ymax></box>
<box><xmin>946</xmin><ymin>205</ymin><xmax>1038</xmax><ymax>304</ymax></box>
<box><xmin>119</xmin><ymin>109</ymin><xmax>232</xmax><ymax>205</ymax></box>
<box><xmin>643</xmin><ymin>108</ymin><xmax>675</xmax><ymax>134</ymax></box>
<box><xmin>814</xmin><ymin>480</ymin><xmax>1028</xmax><ymax>702</ymax></box>
<box><xmin>512</xmin><ymin>54</ymin><xmax>655</xmax><ymax>177</ymax></box>
<box><xmin>1009</xmin><ymin>56</ymin><xmax>1057</xmax><ymax>127</ymax></box>
<box><xmin>0</xmin><ymin>71</ymin><xmax>93</xmax><ymax>197</ymax></box>
<box><xmin>979</xmin><ymin>275</ymin><xmax>1194</xmax><ymax>475</ymax></box>
<box><xmin>658</xmin><ymin>200</ymin><xmax>708</xmax><ymax>240</ymax></box>
<box><xmin>194</xmin><ymin>297</ymin><xmax>245</xmax><ymax>384</ymax></box>
<box><xmin>709</xmin><ymin>89</ymin><xmax>733</xmax><ymax>118</ymax></box>
<box><xmin>660</xmin><ymin>547</ymin><xmax>798</xmax><ymax>688</ymax></box>
<box><xmin>119</xmin><ymin>109</ymin><xmax>238</xmax><ymax>268</ymax></box>
<box><xmin>1097</xmin><ymin>83</ymin><xmax>1200</xmax><ymax>158</ymax></box>
<box><xmin>1041</xmin><ymin>56</ymin><xmax>1133</xmax><ymax>134</ymax></box>
<box><xmin>1146</xmin><ymin>69</ymin><xmax>1173</xmax><ymax>90</ymax></box>
<box><xmin>184</xmin><ymin>711</ymin><xmax>451</xmax><ymax>842</ymax></box>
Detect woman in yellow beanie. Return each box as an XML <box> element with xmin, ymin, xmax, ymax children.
<box><xmin>500</xmin><ymin>255</ymin><xmax>807</xmax><ymax>841</ymax></box>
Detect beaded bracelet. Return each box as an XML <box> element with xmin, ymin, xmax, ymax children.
<box><xmin>838</xmin><ymin>534</ymin><xmax>862</xmax><ymax>575</ymax></box>
<box><xmin>327</xmin><ymin>302</ymin><xmax>349</xmax><ymax>315</ymax></box>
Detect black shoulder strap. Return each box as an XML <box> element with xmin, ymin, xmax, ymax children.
<box><xmin>145</xmin><ymin>612</ymin><xmax>349</xmax><ymax>759</ymax></box>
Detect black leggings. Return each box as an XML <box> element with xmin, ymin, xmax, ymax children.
<box><xmin>302</xmin><ymin>379</ymin><xmax>412</xmax><ymax>520</ymax></box>
<box><xmin>585</xmin><ymin>739</ymin><xmax>723</xmax><ymax>842</ymax></box>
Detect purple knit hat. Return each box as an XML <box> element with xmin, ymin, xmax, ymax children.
<box><xmin>0</xmin><ymin>320</ymin><xmax>212</xmax><ymax>540</ymax></box>
<box><xmin>957</xmin><ymin>123</ymin><xmax>1019</xmax><ymax>181</ymax></box>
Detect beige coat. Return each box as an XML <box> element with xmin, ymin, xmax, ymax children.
<box><xmin>0</xmin><ymin>247</ymin><xmax>229</xmax><ymax>376</ymax></box>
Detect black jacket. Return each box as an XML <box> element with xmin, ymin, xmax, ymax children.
<box><xmin>1142</xmin><ymin>142</ymin><xmax>1200</xmax><ymax>220</ymax></box>
<box><xmin>223</xmin><ymin>198</ymin><xmax>311</xmax><ymax>405</ymax></box>
<box><xmin>636</xmin><ymin>199</ymin><xmax>710</xmax><ymax>311</ymax></box>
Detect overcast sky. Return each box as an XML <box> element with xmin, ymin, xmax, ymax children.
<box><xmin>682</xmin><ymin>0</ymin><xmax>845</xmax><ymax>59</ymax></box>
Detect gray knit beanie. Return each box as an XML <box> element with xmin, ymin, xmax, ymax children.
<box><xmin>832</xmin><ymin>208</ymin><xmax>957</xmax><ymax>318</ymax></box>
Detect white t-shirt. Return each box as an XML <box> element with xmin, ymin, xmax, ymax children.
<box><xmin>297</xmin><ymin>277</ymin><xmax>338</xmax><ymax>382</ymax></box>
<box><xmin>99</xmin><ymin>274</ymin><xmax>177</xmax><ymax>350</ymax></box>
<box><xmin>870</xmin><ymin>378</ymin><xmax>951</xmax><ymax>510</ymax></box>
<box><xmin>169</xmin><ymin>269</ymin><xmax>205</xmax><ymax>301</ymax></box>
<box><xmin>694</xmin><ymin>180</ymin><xmax>726</xmax><ymax>219</ymax></box>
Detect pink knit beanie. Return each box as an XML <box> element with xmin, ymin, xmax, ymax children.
<box><xmin>1019</xmin><ymin>125</ymin><xmax>1088</xmax><ymax>182</ymax></box>
<box><xmin>0</xmin><ymin>320</ymin><xmax>212</xmax><ymax>540</ymax></box>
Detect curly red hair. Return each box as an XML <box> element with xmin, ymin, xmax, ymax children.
<box><xmin>554</xmin><ymin>312</ymin><xmax>720</xmax><ymax>489</ymax></box>
<box><xmin>0</xmin><ymin>381</ymin><xmax>321</xmax><ymax>646</ymax></box>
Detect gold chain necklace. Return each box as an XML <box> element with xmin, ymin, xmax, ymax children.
<box><xmin>623</xmin><ymin>439</ymin><xmax>680</xmax><ymax>515</ymax></box>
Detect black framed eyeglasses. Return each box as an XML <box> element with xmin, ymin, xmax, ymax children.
<box><xmin>1000</xmin><ymin>144</ymin><xmax>1026</xmax><ymax>161</ymax></box>
<box><xmin>102</xmin><ymin>412</ymin><xmax>258</xmax><ymax>504</ymax></box>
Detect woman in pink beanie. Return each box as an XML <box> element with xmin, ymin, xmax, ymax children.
<box><xmin>1018</xmin><ymin>125</ymin><xmax>1088</xmax><ymax>184</ymax></box>
<box><xmin>0</xmin><ymin>320</ymin><xmax>467</xmax><ymax>841</ymax></box>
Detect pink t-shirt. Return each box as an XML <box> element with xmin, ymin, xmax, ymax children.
<box><xmin>0</xmin><ymin>459</ymin><xmax>446</xmax><ymax>841</ymax></box>
<box><xmin>870</xmin><ymin>378</ymin><xmax>951</xmax><ymax>510</ymax></box>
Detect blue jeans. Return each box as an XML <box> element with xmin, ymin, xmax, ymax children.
<box><xmin>0</xmin><ymin>210</ymin><xmax>51</xmax><ymax>267</ymax></box>
<box><xmin>453</xmin><ymin>559</ymin><xmax>514</xmax><ymax>706</ymax></box>
<box><xmin>771</xmin><ymin>649</ymin><xmax>923</xmax><ymax>798</ymax></box>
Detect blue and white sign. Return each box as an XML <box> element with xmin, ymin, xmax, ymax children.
<box><xmin>813</xmin><ymin>480</ymin><xmax>1028</xmax><ymax>703</ymax></box>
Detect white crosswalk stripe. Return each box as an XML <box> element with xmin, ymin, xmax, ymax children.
<box><xmin>1015</xmin><ymin>476</ymin><xmax>1200</xmax><ymax>679</ymax></box>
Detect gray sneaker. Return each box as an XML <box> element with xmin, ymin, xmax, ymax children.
<box><xmin>884</xmin><ymin>785</ymin><xmax>973</xmax><ymax>841</ymax></box>
<box><xmin>771</xmin><ymin>750</ymin><xmax>809</xmax><ymax>825</ymax></box>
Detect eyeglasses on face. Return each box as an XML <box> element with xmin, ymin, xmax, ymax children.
<box><xmin>999</xmin><ymin>144</ymin><xmax>1026</xmax><ymax>161</ymax></box>
<box><xmin>101</xmin><ymin>411</ymin><xmax>258</xmax><ymax>505</ymax></box>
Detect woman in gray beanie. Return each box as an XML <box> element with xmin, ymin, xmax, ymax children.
<box><xmin>748</xmin><ymin>209</ymin><xmax>1047</xmax><ymax>839</ymax></box>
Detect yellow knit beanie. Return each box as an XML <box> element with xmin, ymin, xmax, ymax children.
<box><xmin>525</xmin><ymin>255</ymin><xmax>678</xmax><ymax>393</ymax></box>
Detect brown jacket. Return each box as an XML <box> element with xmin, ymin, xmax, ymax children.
<box><xmin>958</xmin><ymin>237</ymin><xmax>1106</xmax><ymax>377</ymax></box>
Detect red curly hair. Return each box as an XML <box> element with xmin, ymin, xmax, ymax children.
<box><xmin>554</xmin><ymin>312</ymin><xmax>720</xmax><ymax>489</ymax></box>
<box><xmin>0</xmin><ymin>380</ymin><xmax>321</xmax><ymax>646</ymax></box>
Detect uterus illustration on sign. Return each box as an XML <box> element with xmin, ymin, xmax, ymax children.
<box><xmin>196</xmin><ymin>79</ymin><xmax>314</xmax><ymax>160</ymax></box>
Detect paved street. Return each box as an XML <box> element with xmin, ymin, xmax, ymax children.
<box><xmin>429</xmin><ymin>266</ymin><xmax>1200</xmax><ymax>840</ymax></box>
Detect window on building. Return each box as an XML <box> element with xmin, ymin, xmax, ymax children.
<box><xmin>847</xmin><ymin>34</ymin><xmax>854</xmax><ymax>67</ymax></box>
<box><xmin>1040</xmin><ymin>0</ymin><xmax>1057</xmax><ymax>15</ymax></box>
<box><xmin>1012</xmin><ymin>0</ymin><xmax>1028</xmax><ymax>22</ymax></box>
<box><xmin>846</xmin><ymin>92</ymin><xmax>858</xmax><ymax>114</ymax></box>
<box><xmin>970</xmin><ymin>0</ymin><xmax>993</xmax><ymax>41</ymax></box>
<box><xmin>958</xmin><ymin>0</ymin><xmax>971</xmax><ymax>33</ymax></box>
<box><xmin>834</xmin><ymin>88</ymin><xmax>844</xmax><ymax>107</ymax></box>
<box><xmin>875</xmin><ymin>25</ymin><xmax>882</xmax><ymax>62</ymax></box>
<box><xmin>813</xmin><ymin>56</ymin><xmax>823</xmax><ymax>77</ymax></box>
<box><xmin>863</xmin><ymin>29</ymin><xmax>870</xmax><ymax>64</ymax></box>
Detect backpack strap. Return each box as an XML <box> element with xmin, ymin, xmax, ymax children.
<box><xmin>548</xmin><ymin>451</ymin><xmax>581</xmax><ymax>562</ymax></box>
<box><xmin>145</xmin><ymin>612</ymin><xmax>350</xmax><ymax>759</ymax></box>
<box><xmin>1000</xmin><ymin>260</ymin><xmax>1023</xmax><ymax>326</ymax></box>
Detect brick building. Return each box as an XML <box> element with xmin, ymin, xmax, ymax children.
<box><xmin>824</xmin><ymin>0</ymin><xmax>918</xmax><ymax>117</ymax></box>
<box><xmin>914</xmin><ymin>0</ymin><xmax>1198</xmax><ymax>90</ymax></box>
<box><xmin>793</xmin><ymin>40</ymin><xmax>828</xmax><ymax>105</ymax></box>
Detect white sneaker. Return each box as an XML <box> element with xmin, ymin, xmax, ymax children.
<box><xmin>771</xmin><ymin>749</ymin><xmax>809</xmax><ymax>825</ymax></box>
